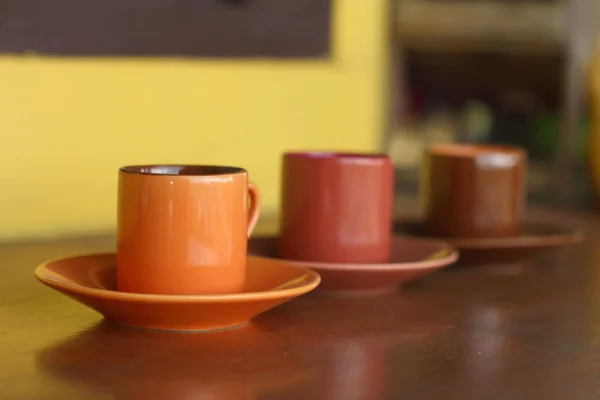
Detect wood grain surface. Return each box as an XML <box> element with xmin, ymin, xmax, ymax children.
<box><xmin>0</xmin><ymin>198</ymin><xmax>597</xmax><ymax>399</ymax></box>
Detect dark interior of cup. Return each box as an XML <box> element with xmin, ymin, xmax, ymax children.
<box><xmin>120</xmin><ymin>165</ymin><xmax>245</xmax><ymax>176</ymax></box>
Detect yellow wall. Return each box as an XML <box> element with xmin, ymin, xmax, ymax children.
<box><xmin>0</xmin><ymin>0</ymin><xmax>388</xmax><ymax>241</ymax></box>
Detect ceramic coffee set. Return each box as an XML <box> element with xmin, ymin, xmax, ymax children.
<box><xmin>35</xmin><ymin>144</ymin><xmax>583</xmax><ymax>332</ymax></box>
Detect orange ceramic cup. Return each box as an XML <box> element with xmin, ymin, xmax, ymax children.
<box><xmin>117</xmin><ymin>165</ymin><xmax>260</xmax><ymax>295</ymax></box>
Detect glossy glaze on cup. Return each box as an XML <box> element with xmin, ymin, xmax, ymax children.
<box><xmin>421</xmin><ymin>144</ymin><xmax>526</xmax><ymax>238</ymax></box>
<box><xmin>279</xmin><ymin>152</ymin><xmax>394</xmax><ymax>263</ymax></box>
<box><xmin>117</xmin><ymin>165</ymin><xmax>260</xmax><ymax>295</ymax></box>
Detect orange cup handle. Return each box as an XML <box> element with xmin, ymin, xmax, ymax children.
<box><xmin>247</xmin><ymin>181</ymin><xmax>261</xmax><ymax>237</ymax></box>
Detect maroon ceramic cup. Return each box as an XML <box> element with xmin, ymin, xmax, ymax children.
<box><xmin>421</xmin><ymin>143</ymin><xmax>527</xmax><ymax>238</ymax></box>
<box><xmin>279</xmin><ymin>152</ymin><xmax>395</xmax><ymax>263</ymax></box>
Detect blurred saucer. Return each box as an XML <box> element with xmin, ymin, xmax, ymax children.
<box><xmin>395</xmin><ymin>219</ymin><xmax>583</xmax><ymax>266</ymax></box>
<box><xmin>35</xmin><ymin>253</ymin><xmax>320</xmax><ymax>332</ymax></box>
<box><xmin>248</xmin><ymin>236</ymin><xmax>458</xmax><ymax>296</ymax></box>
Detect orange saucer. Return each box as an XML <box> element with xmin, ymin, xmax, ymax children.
<box><xmin>35</xmin><ymin>253</ymin><xmax>321</xmax><ymax>332</ymax></box>
<box><xmin>248</xmin><ymin>236</ymin><xmax>458</xmax><ymax>295</ymax></box>
<box><xmin>395</xmin><ymin>219</ymin><xmax>583</xmax><ymax>266</ymax></box>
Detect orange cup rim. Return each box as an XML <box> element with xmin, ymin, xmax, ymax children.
<box><xmin>120</xmin><ymin>164</ymin><xmax>247</xmax><ymax>177</ymax></box>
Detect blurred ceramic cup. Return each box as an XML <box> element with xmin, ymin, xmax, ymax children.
<box><xmin>117</xmin><ymin>165</ymin><xmax>260</xmax><ymax>295</ymax></box>
<box><xmin>421</xmin><ymin>144</ymin><xmax>527</xmax><ymax>238</ymax></box>
<box><xmin>279</xmin><ymin>152</ymin><xmax>395</xmax><ymax>263</ymax></box>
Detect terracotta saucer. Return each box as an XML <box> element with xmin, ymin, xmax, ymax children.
<box><xmin>248</xmin><ymin>236</ymin><xmax>458</xmax><ymax>296</ymax></box>
<box><xmin>395</xmin><ymin>219</ymin><xmax>583</xmax><ymax>266</ymax></box>
<box><xmin>34</xmin><ymin>253</ymin><xmax>321</xmax><ymax>332</ymax></box>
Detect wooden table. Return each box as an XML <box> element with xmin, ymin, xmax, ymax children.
<box><xmin>1</xmin><ymin>200</ymin><xmax>599</xmax><ymax>399</ymax></box>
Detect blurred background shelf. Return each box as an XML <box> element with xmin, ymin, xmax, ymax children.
<box><xmin>388</xmin><ymin>0</ymin><xmax>599</xmax><ymax>207</ymax></box>
<box><xmin>397</xmin><ymin>0</ymin><xmax>566</xmax><ymax>55</ymax></box>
